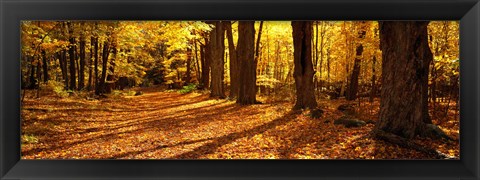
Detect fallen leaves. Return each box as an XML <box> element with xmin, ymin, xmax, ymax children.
<box><xmin>20</xmin><ymin>87</ymin><xmax>460</xmax><ymax>159</ymax></box>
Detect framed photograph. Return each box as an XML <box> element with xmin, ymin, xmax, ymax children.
<box><xmin>1</xmin><ymin>0</ymin><xmax>479</xmax><ymax>179</ymax></box>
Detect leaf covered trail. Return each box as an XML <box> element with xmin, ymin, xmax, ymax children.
<box><xmin>21</xmin><ymin>87</ymin><xmax>459</xmax><ymax>159</ymax></box>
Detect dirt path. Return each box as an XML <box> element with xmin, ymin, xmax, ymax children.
<box><xmin>21</xmin><ymin>87</ymin><xmax>459</xmax><ymax>159</ymax></box>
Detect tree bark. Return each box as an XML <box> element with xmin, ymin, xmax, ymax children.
<box><xmin>78</xmin><ymin>26</ymin><xmax>86</xmax><ymax>90</ymax></box>
<box><xmin>41</xmin><ymin>50</ymin><xmax>49</xmax><ymax>83</ymax></box>
<box><xmin>61</xmin><ymin>50</ymin><xmax>68</xmax><ymax>88</ymax></box>
<box><xmin>67</xmin><ymin>22</ymin><xmax>76</xmax><ymax>90</ymax></box>
<box><xmin>185</xmin><ymin>43</ymin><xmax>192</xmax><ymax>84</ymax></box>
<box><xmin>374</xmin><ymin>21</ymin><xmax>432</xmax><ymax>139</ymax></box>
<box><xmin>94</xmin><ymin>37</ymin><xmax>99</xmax><ymax>92</ymax></box>
<box><xmin>370</xmin><ymin>56</ymin><xmax>377</xmax><ymax>102</ymax></box>
<box><xmin>96</xmin><ymin>40</ymin><xmax>110</xmax><ymax>95</ymax></box>
<box><xmin>237</xmin><ymin>21</ymin><xmax>257</xmax><ymax>104</ymax></box>
<box><xmin>208</xmin><ymin>21</ymin><xmax>226</xmax><ymax>98</ymax></box>
<box><xmin>87</xmin><ymin>36</ymin><xmax>94</xmax><ymax>91</ymax></box>
<box><xmin>225</xmin><ymin>21</ymin><xmax>240</xmax><ymax>98</ymax></box>
<box><xmin>36</xmin><ymin>62</ymin><xmax>41</xmax><ymax>92</ymax></box>
<box><xmin>291</xmin><ymin>21</ymin><xmax>318</xmax><ymax>110</ymax></box>
<box><xmin>200</xmin><ymin>38</ymin><xmax>210</xmax><ymax>89</ymax></box>
<box><xmin>346</xmin><ymin>23</ymin><xmax>366</xmax><ymax>101</ymax></box>
<box><xmin>28</xmin><ymin>59</ymin><xmax>36</xmax><ymax>89</ymax></box>
<box><xmin>255</xmin><ymin>21</ymin><xmax>264</xmax><ymax>63</ymax></box>
<box><xmin>193</xmin><ymin>39</ymin><xmax>201</xmax><ymax>83</ymax></box>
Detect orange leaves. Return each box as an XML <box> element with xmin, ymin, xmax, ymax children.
<box><xmin>21</xmin><ymin>87</ymin><xmax>459</xmax><ymax>159</ymax></box>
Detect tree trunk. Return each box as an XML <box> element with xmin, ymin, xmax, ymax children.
<box><xmin>237</xmin><ymin>21</ymin><xmax>257</xmax><ymax>104</ymax></box>
<box><xmin>76</xmin><ymin>46</ymin><xmax>80</xmax><ymax>88</ymax></box>
<box><xmin>318</xmin><ymin>22</ymin><xmax>326</xmax><ymax>93</ymax></box>
<box><xmin>225</xmin><ymin>21</ymin><xmax>239</xmax><ymax>98</ymax></box>
<box><xmin>326</xmin><ymin>47</ymin><xmax>331</xmax><ymax>84</ymax></box>
<box><xmin>200</xmin><ymin>39</ymin><xmax>210</xmax><ymax>89</ymax></box>
<box><xmin>96</xmin><ymin>40</ymin><xmax>110</xmax><ymax>95</ymax></box>
<box><xmin>87</xmin><ymin>36</ymin><xmax>94</xmax><ymax>91</ymax></box>
<box><xmin>28</xmin><ymin>60</ymin><xmax>36</xmax><ymax>89</ymax></box>
<box><xmin>255</xmin><ymin>21</ymin><xmax>264</xmax><ymax>62</ymax></box>
<box><xmin>208</xmin><ymin>21</ymin><xmax>225</xmax><ymax>98</ymax></box>
<box><xmin>36</xmin><ymin>62</ymin><xmax>41</xmax><ymax>91</ymax></box>
<box><xmin>346</xmin><ymin>46</ymin><xmax>362</xmax><ymax>100</ymax></box>
<box><xmin>78</xmin><ymin>28</ymin><xmax>86</xmax><ymax>90</ymax></box>
<box><xmin>346</xmin><ymin>24</ymin><xmax>365</xmax><ymax>101</ymax></box>
<box><xmin>61</xmin><ymin>50</ymin><xmax>68</xmax><ymax>89</ymax></box>
<box><xmin>185</xmin><ymin>45</ymin><xmax>192</xmax><ymax>84</ymax></box>
<box><xmin>41</xmin><ymin>50</ymin><xmax>49</xmax><ymax>83</ymax></box>
<box><xmin>93</xmin><ymin>38</ymin><xmax>99</xmax><ymax>93</ymax></box>
<box><xmin>370</xmin><ymin>56</ymin><xmax>377</xmax><ymax>102</ymax></box>
<box><xmin>194</xmin><ymin>39</ymin><xmax>201</xmax><ymax>83</ymax></box>
<box><xmin>105</xmin><ymin>40</ymin><xmax>117</xmax><ymax>94</ymax></box>
<box><xmin>67</xmin><ymin>22</ymin><xmax>76</xmax><ymax>90</ymax></box>
<box><xmin>291</xmin><ymin>21</ymin><xmax>318</xmax><ymax>110</ymax></box>
<box><xmin>374</xmin><ymin>21</ymin><xmax>432</xmax><ymax>139</ymax></box>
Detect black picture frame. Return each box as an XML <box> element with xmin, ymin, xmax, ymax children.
<box><xmin>1</xmin><ymin>0</ymin><xmax>479</xmax><ymax>179</ymax></box>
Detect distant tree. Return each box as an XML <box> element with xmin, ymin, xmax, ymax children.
<box><xmin>78</xmin><ymin>22</ymin><xmax>86</xmax><ymax>90</ymax></box>
<box><xmin>93</xmin><ymin>36</ymin><xmax>99</xmax><ymax>92</ymax></box>
<box><xmin>41</xmin><ymin>49</ymin><xmax>49</xmax><ymax>83</ymax></box>
<box><xmin>346</xmin><ymin>22</ymin><xmax>366</xmax><ymax>101</ymax></box>
<box><xmin>87</xmin><ymin>36</ymin><xmax>94</xmax><ymax>91</ymax></box>
<box><xmin>67</xmin><ymin>22</ymin><xmax>77</xmax><ymax>90</ymax></box>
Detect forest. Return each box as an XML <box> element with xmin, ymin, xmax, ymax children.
<box><xmin>20</xmin><ymin>21</ymin><xmax>459</xmax><ymax>159</ymax></box>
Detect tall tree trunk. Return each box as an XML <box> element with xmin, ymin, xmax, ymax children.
<box><xmin>254</xmin><ymin>21</ymin><xmax>263</xmax><ymax>96</ymax></box>
<box><xmin>87</xmin><ymin>36</ymin><xmax>94</xmax><ymax>91</ymax></box>
<box><xmin>237</xmin><ymin>21</ymin><xmax>257</xmax><ymax>104</ymax></box>
<box><xmin>76</xmin><ymin>46</ymin><xmax>80</xmax><ymax>87</ymax></box>
<box><xmin>194</xmin><ymin>39</ymin><xmax>201</xmax><ymax>83</ymax></box>
<box><xmin>374</xmin><ymin>21</ymin><xmax>432</xmax><ymax>139</ymax></box>
<box><xmin>28</xmin><ymin>59</ymin><xmax>36</xmax><ymax>89</ymax></box>
<box><xmin>36</xmin><ymin>62</ymin><xmax>41</xmax><ymax>97</ymax></box>
<box><xmin>61</xmin><ymin>50</ymin><xmax>68</xmax><ymax>89</ymax></box>
<box><xmin>41</xmin><ymin>50</ymin><xmax>49</xmax><ymax>83</ymax></box>
<box><xmin>346</xmin><ymin>23</ymin><xmax>365</xmax><ymax>101</ymax></box>
<box><xmin>185</xmin><ymin>44</ymin><xmax>192</xmax><ymax>84</ymax></box>
<box><xmin>209</xmin><ymin>21</ymin><xmax>225</xmax><ymax>98</ymax></box>
<box><xmin>78</xmin><ymin>27</ymin><xmax>86</xmax><ymax>90</ymax></box>
<box><xmin>96</xmin><ymin>40</ymin><xmax>110</xmax><ymax>95</ymax></box>
<box><xmin>67</xmin><ymin>22</ymin><xmax>76</xmax><ymax>90</ymax></box>
<box><xmin>94</xmin><ymin>37</ymin><xmax>99</xmax><ymax>93</ymax></box>
<box><xmin>105</xmin><ymin>40</ymin><xmax>117</xmax><ymax>93</ymax></box>
<box><xmin>326</xmin><ymin>47</ymin><xmax>331</xmax><ymax>85</ymax></box>
<box><xmin>255</xmin><ymin>21</ymin><xmax>264</xmax><ymax>63</ymax></box>
<box><xmin>225</xmin><ymin>21</ymin><xmax>239</xmax><ymax>98</ymax></box>
<box><xmin>200</xmin><ymin>39</ymin><xmax>210</xmax><ymax>89</ymax></box>
<box><xmin>291</xmin><ymin>21</ymin><xmax>318</xmax><ymax>110</ymax></box>
<box><xmin>370</xmin><ymin>56</ymin><xmax>377</xmax><ymax>102</ymax></box>
<box><xmin>346</xmin><ymin>46</ymin><xmax>362</xmax><ymax>100</ymax></box>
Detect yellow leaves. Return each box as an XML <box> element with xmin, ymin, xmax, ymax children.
<box><xmin>20</xmin><ymin>88</ymin><xmax>460</xmax><ymax>160</ymax></box>
<box><xmin>354</xmin><ymin>146</ymin><xmax>361</xmax><ymax>151</ymax></box>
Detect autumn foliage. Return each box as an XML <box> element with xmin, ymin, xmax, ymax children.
<box><xmin>21</xmin><ymin>21</ymin><xmax>459</xmax><ymax>159</ymax></box>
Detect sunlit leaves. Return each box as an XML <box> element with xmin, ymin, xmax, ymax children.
<box><xmin>21</xmin><ymin>88</ymin><xmax>459</xmax><ymax>159</ymax></box>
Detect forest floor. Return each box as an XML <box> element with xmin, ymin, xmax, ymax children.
<box><xmin>21</xmin><ymin>86</ymin><xmax>460</xmax><ymax>159</ymax></box>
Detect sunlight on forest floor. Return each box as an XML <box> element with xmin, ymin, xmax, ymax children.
<box><xmin>21</xmin><ymin>86</ymin><xmax>459</xmax><ymax>159</ymax></box>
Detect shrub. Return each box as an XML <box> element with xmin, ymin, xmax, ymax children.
<box><xmin>179</xmin><ymin>83</ymin><xmax>197</xmax><ymax>94</ymax></box>
<box><xmin>43</xmin><ymin>81</ymin><xmax>69</xmax><ymax>98</ymax></box>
